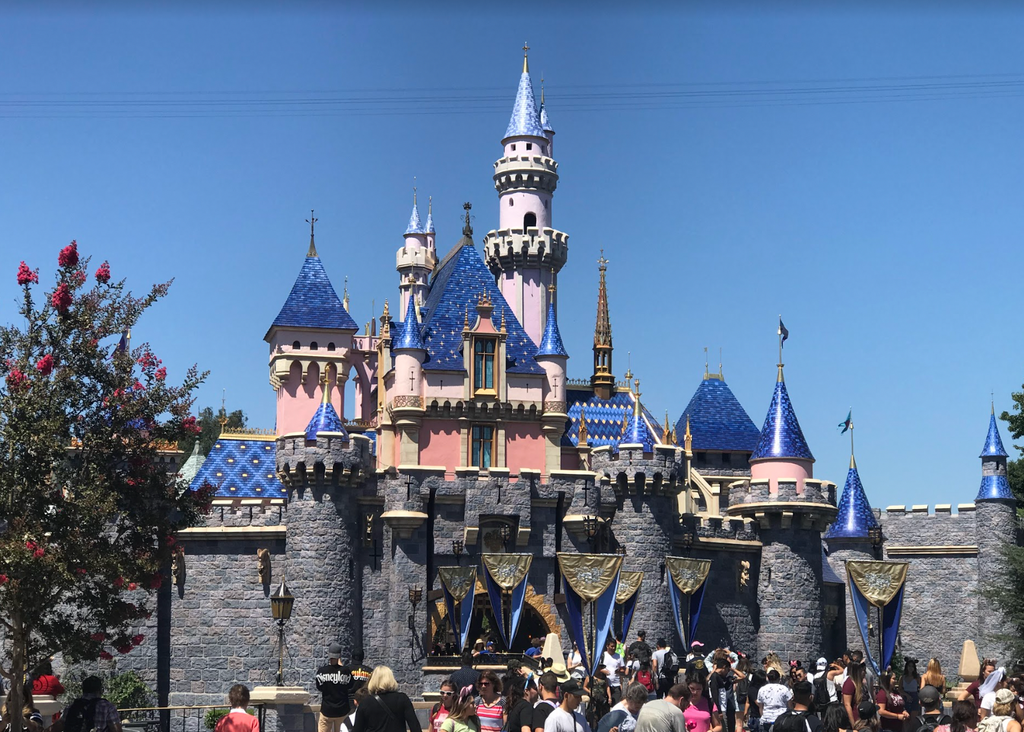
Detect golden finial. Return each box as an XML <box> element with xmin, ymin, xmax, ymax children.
<box><xmin>719</xmin><ymin>347</ymin><xmax>724</xmax><ymax>379</ymax></box>
<box><xmin>598</xmin><ymin>249</ymin><xmax>608</xmax><ymax>270</ymax></box>
<box><xmin>633</xmin><ymin>379</ymin><xmax>642</xmax><ymax>415</ymax></box>
<box><xmin>704</xmin><ymin>347</ymin><xmax>709</xmax><ymax>380</ymax></box>
<box><xmin>381</xmin><ymin>300</ymin><xmax>391</xmax><ymax>337</ymax></box>
<box><xmin>578</xmin><ymin>407</ymin><xmax>589</xmax><ymax>446</ymax></box>
<box><xmin>306</xmin><ymin>209</ymin><xmax>318</xmax><ymax>257</ymax></box>
<box><xmin>320</xmin><ymin>367</ymin><xmax>332</xmax><ymax>405</ymax></box>
<box><xmin>218</xmin><ymin>389</ymin><xmax>228</xmax><ymax>428</ymax></box>
<box><xmin>413</xmin><ymin>177</ymin><xmax>417</xmax><ymax>207</ymax></box>
<box><xmin>541</xmin><ymin>74</ymin><xmax>545</xmax><ymax>105</ymax></box>
<box><xmin>663</xmin><ymin>411</ymin><xmax>672</xmax><ymax>444</ymax></box>
<box><xmin>548</xmin><ymin>267</ymin><xmax>556</xmax><ymax>295</ymax></box>
<box><xmin>500</xmin><ymin>308</ymin><xmax>506</xmax><ymax>333</ymax></box>
<box><xmin>343</xmin><ymin>276</ymin><xmax>350</xmax><ymax>312</ymax></box>
<box><xmin>464</xmin><ymin>305</ymin><xmax>470</xmax><ymax>329</ymax></box>
<box><xmin>478</xmin><ymin>291</ymin><xmax>492</xmax><ymax>308</ymax></box>
<box><xmin>684</xmin><ymin>414</ymin><xmax>692</xmax><ymax>454</ymax></box>
<box><xmin>522</xmin><ymin>42</ymin><xmax>530</xmax><ymax>74</ymax></box>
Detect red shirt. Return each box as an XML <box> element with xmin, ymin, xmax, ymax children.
<box><xmin>876</xmin><ymin>689</ymin><xmax>906</xmax><ymax>732</ymax></box>
<box><xmin>215</xmin><ymin>710</ymin><xmax>260</xmax><ymax>732</ymax></box>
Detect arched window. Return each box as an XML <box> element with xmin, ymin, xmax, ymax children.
<box><xmin>327</xmin><ymin>342</ymin><xmax>336</xmax><ymax>352</ymax></box>
<box><xmin>508</xmin><ymin>198</ymin><xmax>514</xmax><ymax>207</ymax></box>
<box><xmin>292</xmin><ymin>341</ymin><xmax>301</xmax><ymax>349</ymax></box>
<box><xmin>310</xmin><ymin>342</ymin><xmax>319</xmax><ymax>351</ymax></box>
<box><xmin>523</xmin><ymin>212</ymin><xmax>537</xmax><ymax>228</ymax></box>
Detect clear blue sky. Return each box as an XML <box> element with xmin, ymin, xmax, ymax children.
<box><xmin>3</xmin><ymin>3</ymin><xmax>1023</xmax><ymax>510</ymax></box>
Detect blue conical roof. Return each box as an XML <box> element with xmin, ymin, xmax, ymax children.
<box><xmin>504</xmin><ymin>72</ymin><xmax>546</xmax><ymax>140</ymax></box>
<box><xmin>405</xmin><ymin>200</ymin><xmax>424</xmax><ymax>235</ymax></box>
<box><xmin>980</xmin><ymin>411</ymin><xmax>1009</xmax><ymax>458</ymax></box>
<box><xmin>425</xmin><ymin>207</ymin><xmax>434</xmax><ymax>234</ymax></box>
<box><xmin>536</xmin><ymin>299</ymin><xmax>568</xmax><ymax>358</ymax></box>
<box><xmin>305</xmin><ymin>400</ymin><xmax>348</xmax><ymax>441</ymax></box>
<box><xmin>977</xmin><ymin>475</ymin><xmax>1014</xmax><ymax>501</ymax></box>
<box><xmin>825</xmin><ymin>462</ymin><xmax>879</xmax><ymax>538</ymax></box>
<box><xmin>540</xmin><ymin>102</ymin><xmax>554</xmax><ymax>133</ymax></box>
<box><xmin>751</xmin><ymin>376</ymin><xmax>814</xmax><ymax>461</ymax></box>
<box><xmin>621</xmin><ymin>407</ymin><xmax>655</xmax><ymax>452</ymax></box>
<box><xmin>394</xmin><ymin>296</ymin><xmax>426</xmax><ymax>351</ymax></box>
<box><xmin>270</xmin><ymin>255</ymin><xmax>358</xmax><ymax>333</ymax></box>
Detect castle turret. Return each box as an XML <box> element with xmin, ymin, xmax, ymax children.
<box><xmin>483</xmin><ymin>47</ymin><xmax>568</xmax><ymax>344</ymax></box>
<box><xmin>397</xmin><ymin>190</ymin><xmax>435</xmax><ymax>318</ymax></box>
<box><xmin>591</xmin><ymin>253</ymin><xmax>615</xmax><ymax>400</ymax></box>
<box><xmin>540</xmin><ymin>77</ymin><xmax>555</xmax><ymax>155</ymax></box>
<box><xmin>391</xmin><ymin>295</ymin><xmax>427</xmax><ymax>466</ymax></box>
<box><xmin>536</xmin><ymin>285</ymin><xmax>569</xmax><ymax>474</ymax></box>
<box><xmin>621</xmin><ymin>380</ymin><xmax>655</xmax><ymax>452</ymax></box>
<box><xmin>266</xmin><ymin>216</ymin><xmax>358</xmax><ymax>436</ymax></box>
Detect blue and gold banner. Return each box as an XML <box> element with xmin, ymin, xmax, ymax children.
<box><xmin>481</xmin><ymin>554</ymin><xmax>532</xmax><ymax>649</ymax></box>
<box><xmin>438</xmin><ymin>566</ymin><xmax>477</xmax><ymax>651</ymax></box>
<box><xmin>666</xmin><ymin>557</ymin><xmax>711</xmax><ymax>649</ymax></box>
<box><xmin>558</xmin><ymin>553</ymin><xmax>624</xmax><ymax>676</ymax></box>
<box><xmin>846</xmin><ymin>560</ymin><xmax>909</xmax><ymax>674</ymax></box>
<box><xmin>615</xmin><ymin>571</ymin><xmax>643</xmax><ymax>643</ymax></box>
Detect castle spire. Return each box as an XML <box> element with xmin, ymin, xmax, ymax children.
<box><xmin>304</xmin><ymin>368</ymin><xmax>348</xmax><ymax>442</ymax></box>
<box><xmin>425</xmin><ymin>195</ymin><xmax>435</xmax><ymax>234</ymax></box>
<box><xmin>591</xmin><ymin>250</ymin><xmax>615</xmax><ymax>399</ymax></box>
<box><xmin>621</xmin><ymin>378</ymin><xmax>654</xmax><ymax>450</ymax></box>
<box><xmin>977</xmin><ymin>407</ymin><xmax>1013</xmax><ymax>501</ymax></box>
<box><xmin>306</xmin><ymin>209</ymin><xmax>318</xmax><ymax>257</ymax></box>
<box><xmin>536</xmin><ymin>284</ymin><xmax>568</xmax><ymax>358</ymax></box>
<box><xmin>405</xmin><ymin>185</ymin><xmax>424</xmax><ymax>235</ymax></box>
<box><xmin>824</xmin><ymin>456</ymin><xmax>878</xmax><ymax>539</ymax></box>
<box><xmin>750</xmin><ymin>327</ymin><xmax>812</xmax><ymax>464</ymax></box>
<box><xmin>503</xmin><ymin>47</ymin><xmax>545</xmax><ymax>141</ymax></box>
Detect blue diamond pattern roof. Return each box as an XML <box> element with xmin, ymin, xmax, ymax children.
<box><xmin>305</xmin><ymin>401</ymin><xmax>348</xmax><ymax>442</ymax></box>
<box><xmin>977</xmin><ymin>474</ymin><xmax>1014</xmax><ymax>501</ymax></box>
<box><xmin>418</xmin><ymin>239</ymin><xmax>543</xmax><ymax>374</ymax></box>
<box><xmin>751</xmin><ymin>378</ymin><xmax>814</xmax><ymax>461</ymax></box>
<box><xmin>536</xmin><ymin>299</ymin><xmax>568</xmax><ymax>358</ymax></box>
<box><xmin>676</xmin><ymin>377</ymin><xmax>760</xmax><ymax>452</ymax></box>
<box><xmin>270</xmin><ymin>256</ymin><xmax>358</xmax><ymax>332</ymax></box>
<box><xmin>395</xmin><ymin>296</ymin><xmax>426</xmax><ymax>351</ymax></box>
<box><xmin>190</xmin><ymin>436</ymin><xmax>286</xmax><ymax>499</ymax></box>
<box><xmin>504</xmin><ymin>71</ymin><xmax>546</xmax><ymax>140</ymax></box>
<box><xmin>540</xmin><ymin>102</ymin><xmax>554</xmax><ymax>133</ymax></box>
<box><xmin>405</xmin><ymin>201</ymin><xmax>424</xmax><ymax>235</ymax></box>
<box><xmin>563</xmin><ymin>389</ymin><xmax>662</xmax><ymax>449</ymax></box>
<box><xmin>980</xmin><ymin>412</ymin><xmax>1009</xmax><ymax>458</ymax></box>
<box><xmin>825</xmin><ymin>464</ymin><xmax>879</xmax><ymax>538</ymax></box>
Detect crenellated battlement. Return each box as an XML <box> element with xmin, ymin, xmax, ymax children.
<box><xmin>396</xmin><ymin>244</ymin><xmax>437</xmax><ymax>271</ymax></box>
<box><xmin>275</xmin><ymin>432</ymin><xmax>373</xmax><ymax>491</ymax></box>
<box><xmin>591</xmin><ymin>443</ymin><xmax>685</xmax><ymax>497</ymax></box>
<box><xmin>492</xmin><ymin>155</ymin><xmax>559</xmax><ymax>194</ymax></box>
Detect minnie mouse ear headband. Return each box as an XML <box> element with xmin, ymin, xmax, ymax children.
<box><xmin>459</xmin><ymin>686</ymin><xmax>475</xmax><ymax>703</ymax></box>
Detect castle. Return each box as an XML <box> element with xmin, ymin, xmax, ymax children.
<box><xmin>126</xmin><ymin>50</ymin><xmax>1019</xmax><ymax>713</ymax></box>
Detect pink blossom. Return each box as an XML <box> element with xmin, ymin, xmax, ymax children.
<box><xmin>99</xmin><ymin>651</ymin><xmax>113</xmax><ymax>661</ymax></box>
<box><xmin>114</xmin><ymin>576</ymin><xmax>124</xmax><ymax>588</ymax></box>
<box><xmin>33</xmin><ymin>548</ymin><xmax>44</xmax><ymax>559</ymax></box>
<box><xmin>16</xmin><ymin>262</ymin><xmax>38</xmax><ymax>286</ymax></box>
<box><xmin>58</xmin><ymin>240</ymin><xmax>79</xmax><ymax>268</ymax></box>
<box><xmin>5</xmin><ymin>369</ymin><xmax>28</xmax><ymax>391</ymax></box>
<box><xmin>35</xmin><ymin>354</ymin><xmax>54</xmax><ymax>376</ymax></box>
<box><xmin>182</xmin><ymin>416</ymin><xmax>200</xmax><ymax>435</ymax></box>
<box><xmin>51</xmin><ymin>283</ymin><xmax>72</xmax><ymax>314</ymax></box>
<box><xmin>133</xmin><ymin>380</ymin><xmax>144</xmax><ymax>391</ymax></box>
<box><xmin>73</xmin><ymin>270</ymin><xmax>86</xmax><ymax>285</ymax></box>
<box><xmin>0</xmin><ymin>575</ymin><xmax>8</xmax><ymax>585</ymax></box>
<box><xmin>25</xmin><ymin>541</ymin><xmax>36</xmax><ymax>551</ymax></box>
<box><xmin>95</xmin><ymin>261</ymin><xmax>111</xmax><ymax>284</ymax></box>
<box><xmin>155</xmin><ymin>366</ymin><xmax>167</xmax><ymax>381</ymax></box>
<box><xmin>115</xmin><ymin>644</ymin><xmax>133</xmax><ymax>654</ymax></box>
<box><xmin>128</xmin><ymin>582</ymin><xmax>137</xmax><ymax>591</ymax></box>
<box><xmin>77</xmin><ymin>568</ymin><xmax>88</xmax><ymax>576</ymax></box>
<box><xmin>131</xmin><ymin>634</ymin><xmax>145</xmax><ymax>646</ymax></box>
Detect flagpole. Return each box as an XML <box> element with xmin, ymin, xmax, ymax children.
<box><xmin>777</xmin><ymin>315</ymin><xmax>783</xmax><ymax>369</ymax></box>
<box><xmin>850</xmin><ymin>409</ymin><xmax>855</xmax><ymax>461</ymax></box>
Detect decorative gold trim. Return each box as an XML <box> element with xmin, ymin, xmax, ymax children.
<box><xmin>179</xmin><ymin>526</ymin><xmax>286</xmax><ymax>540</ymax></box>
<box><xmin>220</xmin><ymin>427</ymin><xmax>278</xmax><ymax>441</ymax></box>
<box><xmin>884</xmin><ymin>545</ymin><xmax>979</xmax><ymax>556</ymax></box>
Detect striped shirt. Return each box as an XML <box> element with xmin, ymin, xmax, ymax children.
<box><xmin>476</xmin><ymin>698</ymin><xmax>505</xmax><ymax>732</ymax></box>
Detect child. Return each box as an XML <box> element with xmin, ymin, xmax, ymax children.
<box><xmin>215</xmin><ymin>684</ymin><xmax>260</xmax><ymax>732</ymax></box>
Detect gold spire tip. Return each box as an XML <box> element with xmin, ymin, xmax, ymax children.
<box><xmin>522</xmin><ymin>42</ymin><xmax>530</xmax><ymax>73</ymax></box>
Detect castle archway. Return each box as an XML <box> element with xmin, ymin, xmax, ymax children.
<box><xmin>429</xmin><ymin>580</ymin><xmax>559</xmax><ymax>654</ymax></box>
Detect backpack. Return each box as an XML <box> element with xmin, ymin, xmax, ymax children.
<box><xmin>64</xmin><ymin>697</ymin><xmax>101</xmax><ymax>732</ymax></box>
<box><xmin>637</xmin><ymin>670</ymin><xmax>655</xmax><ymax>692</ymax></box>
<box><xmin>914</xmin><ymin>714</ymin><xmax>952</xmax><ymax>732</ymax></box>
<box><xmin>661</xmin><ymin>650</ymin><xmax>679</xmax><ymax>680</ymax></box>
<box><xmin>812</xmin><ymin>677</ymin><xmax>833</xmax><ymax>709</ymax></box>
<box><xmin>772</xmin><ymin>711</ymin><xmax>815</xmax><ymax>732</ymax></box>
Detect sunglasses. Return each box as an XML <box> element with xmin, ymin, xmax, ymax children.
<box><xmin>440</xmin><ymin>692</ymin><xmax>455</xmax><ymax>697</ymax></box>
<box><xmin>479</xmin><ymin>682</ymin><xmax>492</xmax><ymax>687</ymax></box>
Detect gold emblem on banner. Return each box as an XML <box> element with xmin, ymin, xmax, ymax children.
<box><xmin>438</xmin><ymin>566</ymin><xmax>478</xmax><ymax>602</ymax></box>
<box><xmin>481</xmin><ymin>554</ymin><xmax>533</xmax><ymax>590</ymax></box>
<box><xmin>616</xmin><ymin>571</ymin><xmax>644</xmax><ymax>604</ymax></box>
<box><xmin>557</xmin><ymin>553</ymin><xmax>624</xmax><ymax>603</ymax></box>
<box><xmin>846</xmin><ymin>560</ymin><xmax>909</xmax><ymax>607</ymax></box>
<box><xmin>666</xmin><ymin>557</ymin><xmax>711</xmax><ymax>595</ymax></box>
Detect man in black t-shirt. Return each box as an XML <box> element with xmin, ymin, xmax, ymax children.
<box><xmin>532</xmin><ymin>672</ymin><xmax>561</xmax><ymax>732</ymax></box>
<box><xmin>450</xmin><ymin>650</ymin><xmax>480</xmax><ymax>695</ymax></box>
<box><xmin>627</xmin><ymin>631</ymin><xmax>653</xmax><ymax>666</ymax></box>
<box><xmin>316</xmin><ymin>642</ymin><xmax>354</xmax><ymax>732</ymax></box>
<box><xmin>772</xmin><ymin>681</ymin><xmax>822</xmax><ymax>732</ymax></box>
<box><xmin>350</xmin><ymin>650</ymin><xmax>374</xmax><ymax>693</ymax></box>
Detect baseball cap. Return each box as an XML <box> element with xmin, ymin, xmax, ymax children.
<box><xmin>858</xmin><ymin>701</ymin><xmax>879</xmax><ymax>719</ymax></box>
<box><xmin>816</xmin><ymin>657</ymin><xmax>828</xmax><ymax>671</ymax></box>
<box><xmin>560</xmin><ymin>679</ymin><xmax>586</xmax><ymax>696</ymax></box>
<box><xmin>918</xmin><ymin>686</ymin><xmax>941</xmax><ymax>705</ymax></box>
<box><xmin>996</xmin><ymin>689</ymin><xmax>1015</xmax><ymax>705</ymax></box>
<box><xmin>328</xmin><ymin>642</ymin><xmax>343</xmax><ymax>660</ymax></box>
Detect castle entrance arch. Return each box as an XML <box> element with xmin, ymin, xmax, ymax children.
<box><xmin>429</xmin><ymin>580</ymin><xmax>559</xmax><ymax>654</ymax></box>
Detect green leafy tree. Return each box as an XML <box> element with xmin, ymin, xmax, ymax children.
<box><xmin>177</xmin><ymin>406</ymin><xmax>247</xmax><ymax>457</ymax></box>
<box><xmin>999</xmin><ymin>392</ymin><xmax>1024</xmax><ymax>506</ymax></box>
<box><xmin>0</xmin><ymin>242</ymin><xmax>213</xmax><ymax>731</ymax></box>
<box><xmin>991</xmin><ymin>390</ymin><xmax>1024</xmax><ymax>659</ymax></box>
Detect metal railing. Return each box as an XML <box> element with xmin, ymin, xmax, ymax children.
<box><xmin>117</xmin><ymin>704</ymin><xmax>266</xmax><ymax>732</ymax></box>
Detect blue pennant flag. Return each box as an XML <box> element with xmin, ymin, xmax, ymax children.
<box><xmin>839</xmin><ymin>410</ymin><xmax>853</xmax><ymax>434</ymax></box>
<box><xmin>778</xmin><ymin>318</ymin><xmax>789</xmax><ymax>347</ymax></box>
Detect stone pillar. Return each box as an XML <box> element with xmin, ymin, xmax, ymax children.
<box><xmin>975</xmin><ymin>499</ymin><xmax>1018</xmax><ymax>662</ymax></box>
<box><xmin>756</xmin><ymin>524</ymin><xmax>825</xmax><ymax>661</ymax></box>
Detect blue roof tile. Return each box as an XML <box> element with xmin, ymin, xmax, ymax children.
<box><xmin>190</xmin><ymin>436</ymin><xmax>286</xmax><ymax>499</ymax></box>
<box><xmin>623</xmin><ymin>408</ymin><xmax>655</xmax><ymax>452</ymax></box>
<box><xmin>751</xmin><ymin>377</ymin><xmax>814</xmax><ymax>461</ymax></box>
<box><xmin>504</xmin><ymin>72</ymin><xmax>546</xmax><ymax>140</ymax></box>
<box><xmin>980</xmin><ymin>412</ymin><xmax>1009</xmax><ymax>458</ymax></box>
<box><xmin>419</xmin><ymin>238</ymin><xmax>542</xmax><ymax>374</ymax></box>
<box><xmin>405</xmin><ymin>201</ymin><xmax>424</xmax><ymax>235</ymax></box>
<box><xmin>395</xmin><ymin>296</ymin><xmax>426</xmax><ymax>351</ymax></box>
<box><xmin>536</xmin><ymin>299</ymin><xmax>568</xmax><ymax>358</ymax></box>
<box><xmin>270</xmin><ymin>256</ymin><xmax>358</xmax><ymax>332</ymax></box>
<box><xmin>977</xmin><ymin>474</ymin><xmax>1014</xmax><ymax>501</ymax></box>
<box><xmin>676</xmin><ymin>377</ymin><xmax>760</xmax><ymax>452</ymax></box>
<box><xmin>563</xmin><ymin>389</ymin><xmax>662</xmax><ymax>449</ymax></box>
<box><xmin>825</xmin><ymin>463</ymin><xmax>879</xmax><ymax>538</ymax></box>
<box><xmin>305</xmin><ymin>401</ymin><xmax>348</xmax><ymax>442</ymax></box>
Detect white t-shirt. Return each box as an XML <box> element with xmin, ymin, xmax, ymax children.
<box><xmin>544</xmin><ymin>707</ymin><xmax>591</xmax><ymax>732</ymax></box>
<box><xmin>603</xmin><ymin>652</ymin><xmax>624</xmax><ymax>687</ymax></box>
<box><xmin>981</xmin><ymin>691</ymin><xmax>996</xmax><ymax>713</ymax></box>
<box><xmin>757</xmin><ymin>683</ymin><xmax>793</xmax><ymax>724</ymax></box>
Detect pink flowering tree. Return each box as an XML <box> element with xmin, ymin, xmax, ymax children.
<box><xmin>0</xmin><ymin>241</ymin><xmax>213</xmax><ymax>730</ymax></box>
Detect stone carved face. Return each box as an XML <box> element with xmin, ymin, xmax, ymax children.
<box><xmin>739</xmin><ymin>560</ymin><xmax>750</xmax><ymax>589</ymax></box>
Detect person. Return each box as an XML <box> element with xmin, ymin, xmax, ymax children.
<box><xmin>746</xmin><ymin>670</ymin><xmax>769</xmax><ymax>732</ymax></box>
<box><xmin>474</xmin><ymin>671</ymin><xmax>505</xmax><ymax>732</ymax></box>
<box><xmin>630</xmin><ymin>633</ymin><xmax>654</xmax><ymax>668</ymax></box>
<box><xmin>923</xmin><ymin>661</ymin><xmax>948</xmax><ymax>699</ymax></box>
<box><xmin>961</xmin><ymin>663</ymin><xmax>997</xmax><ymax>707</ymax></box>
<box><xmin>772</xmin><ymin>681</ymin><xmax>823</xmax><ymax>732</ymax></box>
<box><xmin>545</xmin><ymin>680</ymin><xmax>592</xmax><ymax>732</ymax></box>
<box><xmin>2</xmin><ymin>687</ymin><xmax>44</xmax><ymax>732</ymax></box>
<box><xmin>844</xmin><ymin>664</ymin><xmax>869</xmax><ymax>725</ymax></box>
<box><xmin>709</xmin><ymin>658</ymin><xmax>738</xmax><ymax>732</ymax></box>
<box><xmin>875</xmin><ymin>672</ymin><xmax>909</xmax><ymax>732</ymax></box>
<box><xmin>568</xmin><ymin>644</ymin><xmax>583</xmax><ymax>673</ymax></box>
<box><xmin>635</xmin><ymin>683</ymin><xmax>692</xmax><ymax>732</ymax></box>
<box><xmin>821</xmin><ymin>705</ymin><xmax>853</xmax><ymax>732</ymax></box>
<box><xmin>902</xmin><ymin>660</ymin><xmax>922</xmax><ymax>723</ymax></box>
<box><xmin>977</xmin><ymin>690</ymin><xmax>1020</xmax><ymax>732</ymax></box>
<box><xmin>214</xmin><ymin>685</ymin><xmax>261</xmax><ymax>732</ymax></box>
<box><xmin>29</xmin><ymin>660</ymin><xmax>65</xmax><ymax>698</ymax></box>
<box><xmin>452</xmin><ymin>651</ymin><xmax>481</xmax><ymax>696</ymax></box>
<box><xmin>685</xmin><ymin>672</ymin><xmax>721</xmax><ymax>732</ymax></box>
<box><xmin>655</xmin><ymin>640</ymin><xmax>680</xmax><ymax>699</ymax></box>
<box><xmin>605</xmin><ymin>639</ymin><xmax>627</xmax><ymax>704</ymax></box>
<box><xmin>430</xmin><ymin>680</ymin><xmax>458</xmax><ymax>732</ymax></box>
<box><xmin>758</xmin><ymin>670</ymin><xmax>793</xmax><ymax>731</ymax></box>
<box><xmin>598</xmin><ymin>683</ymin><xmax>649</xmax><ymax>732</ymax></box>
<box><xmin>527</xmin><ymin>639</ymin><xmax>545</xmax><ymax>659</ymax></box>
<box><xmin>981</xmin><ymin>671</ymin><xmax>1010</xmax><ymax>720</ymax></box>
<box><xmin>346</xmin><ymin>689</ymin><xmax>370</xmax><ymax>732</ymax></box>
<box><xmin>587</xmin><ymin>666</ymin><xmax>614</xmax><ymax>731</ymax></box>
<box><xmin>317</xmin><ymin>642</ymin><xmax>356</xmax><ymax>732</ymax></box>
<box><xmin>442</xmin><ymin>687</ymin><xmax>481</xmax><ymax>732</ymax></box>
<box><xmin>814</xmin><ymin>662</ymin><xmax>843</xmax><ymax>710</ymax></box>
<box><xmin>533</xmin><ymin>672</ymin><xmax>561</xmax><ymax>732</ymax></box>
<box><xmin>350</xmin><ymin>666</ymin><xmax>421</xmax><ymax>732</ymax></box>
<box><xmin>636</xmin><ymin>662</ymin><xmax>657</xmax><ymax>701</ymax></box>
<box><xmin>934</xmin><ymin>701</ymin><xmax>976</xmax><ymax>732</ymax></box>
<box><xmin>56</xmin><ymin>675</ymin><xmax>122</xmax><ymax>732</ymax></box>
<box><xmin>789</xmin><ymin>664</ymin><xmax>807</xmax><ymax>689</ymax></box>
<box><xmin>351</xmin><ymin>652</ymin><xmax>375</xmax><ymax>693</ymax></box>
<box><xmin>507</xmin><ymin>676</ymin><xmax>539</xmax><ymax>732</ymax></box>
<box><xmin>915</xmin><ymin>686</ymin><xmax>952</xmax><ymax>731</ymax></box>
<box><xmin>855</xmin><ymin>703</ymin><xmax>881</xmax><ymax>732</ymax></box>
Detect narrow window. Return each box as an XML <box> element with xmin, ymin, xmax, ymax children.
<box><xmin>292</xmin><ymin>340</ymin><xmax>301</xmax><ymax>349</ymax></box>
<box><xmin>722</xmin><ymin>452</ymin><xmax>732</xmax><ymax>466</ymax></box>
<box><xmin>526</xmin><ymin>142</ymin><xmax>533</xmax><ymax>151</ymax></box>
<box><xmin>509</xmin><ymin>198</ymin><xmax>514</xmax><ymax>207</ymax></box>
<box><xmin>511</xmin><ymin>144</ymin><xmax>516</xmax><ymax>151</ymax></box>
<box><xmin>471</xmin><ymin>425</ymin><xmax>495</xmax><ymax>469</ymax></box>
<box><xmin>474</xmin><ymin>338</ymin><xmax>496</xmax><ymax>393</ymax></box>
<box><xmin>327</xmin><ymin>342</ymin><xmax>336</xmax><ymax>351</ymax></box>
<box><xmin>523</xmin><ymin>212</ymin><xmax>537</xmax><ymax>228</ymax></box>
<box><xmin>310</xmin><ymin>341</ymin><xmax>319</xmax><ymax>351</ymax></box>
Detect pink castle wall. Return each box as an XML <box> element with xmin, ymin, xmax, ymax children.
<box><xmin>505</xmin><ymin>423</ymin><xmax>545</xmax><ymax>473</ymax></box>
<box><xmin>276</xmin><ymin>361</ymin><xmax>344</xmax><ymax>436</ymax></box>
<box><xmin>749</xmin><ymin>459</ymin><xmax>814</xmax><ymax>493</ymax></box>
<box><xmin>419</xmin><ymin>419</ymin><xmax>461</xmax><ymax>469</ymax></box>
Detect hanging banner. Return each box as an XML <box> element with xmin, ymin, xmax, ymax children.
<box><xmin>846</xmin><ymin>560</ymin><xmax>909</xmax><ymax>674</ymax></box>
<box><xmin>615</xmin><ymin>571</ymin><xmax>644</xmax><ymax>643</ymax></box>
<box><xmin>481</xmin><ymin>554</ymin><xmax>532</xmax><ymax>650</ymax></box>
<box><xmin>438</xmin><ymin>566</ymin><xmax>477</xmax><ymax>651</ymax></box>
<box><xmin>558</xmin><ymin>553</ymin><xmax>624</xmax><ymax>676</ymax></box>
<box><xmin>666</xmin><ymin>557</ymin><xmax>711</xmax><ymax>649</ymax></box>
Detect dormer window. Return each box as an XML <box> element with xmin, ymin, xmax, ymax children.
<box><xmin>473</xmin><ymin>338</ymin><xmax>496</xmax><ymax>395</ymax></box>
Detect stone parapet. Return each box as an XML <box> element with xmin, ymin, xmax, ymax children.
<box><xmin>591</xmin><ymin>444</ymin><xmax>684</xmax><ymax>498</ymax></box>
<box><xmin>275</xmin><ymin>433</ymin><xmax>373</xmax><ymax>492</ymax></box>
<box><xmin>482</xmin><ymin>228</ymin><xmax>569</xmax><ymax>273</ymax></box>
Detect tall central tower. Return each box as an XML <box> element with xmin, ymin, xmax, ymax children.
<box><xmin>484</xmin><ymin>48</ymin><xmax>568</xmax><ymax>345</ymax></box>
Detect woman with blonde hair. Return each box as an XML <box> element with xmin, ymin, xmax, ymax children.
<box><xmin>923</xmin><ymin>659</ymin><xmax>947</xmax><ymax>695</ymax></box>
<box><xmin>352</xmin><ymin>667</ymin><xmax>422</xmax><ymax>732</ymax></box>
<box><xmin>977</xmin><ymin>690</ymin><xmax>1021</xmax><ymax>732</ymax></box>
<box><xmin>441</xmin><ymin>687</ymin><xmax>481</xmax><ymax>732</ymax></box>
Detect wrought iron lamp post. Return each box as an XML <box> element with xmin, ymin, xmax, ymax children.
<box><xmin>270</xmin><ymin>577</ymin><xmax>295</xmax><ymax>686</ymax></box>
<box><xmin>868</xmin><ymin>526</ymin><xmax>883</xmax><ymax>560</ymax></box>
<box><xmin>583</xmin><ymin>516</ymin><xmax>599</xmax><ymax>552</ymax></box>
<box><xmin>500</xmin><ymin>523</ymin><xmax>512</xmax><ymax>552</ymax></box>
<box><xmin>452</xmin><ymin>539</ymin><xmax>464</xmax><ymax>564</ymax></box>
